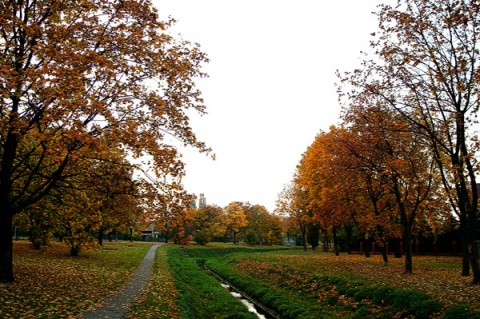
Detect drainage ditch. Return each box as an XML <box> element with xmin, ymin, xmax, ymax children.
<box><xmin>199</xmin><ymin>262</ymin><xmax>281</xmax><ymax>319</ymax></box>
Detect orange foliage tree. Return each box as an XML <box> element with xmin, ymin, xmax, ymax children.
<box><xmin>239</xmin><ymin>203</ymin><xmax>282</xmax><ymax>245</ymax></box>
<box><xmin>342</xmin><ymin>105</ymin><xmax>449</xmax><ymax>272</ymax></box>
<box><xmin>222</xmin><ymin>202</ymin><xmax>248</xmax><ymax>244</ymax></box>
<box><xmin>189</xmin><ymin>204</ymin><xmax>224</xmax><ymax>244</ymax></box>
<box><xmin>296</xmin><ymin>128</ymin><xmax>357</xmax><ymax>256</ymax></box>
<box><xmin>0</xmin><ymin>0</ymin><xmax>209</xmax><ymax>282</ymax></box>
<box><xmin>338</xmin><ymin>0</ymin><xmax>480</xmax><ymax>282</ymax></box>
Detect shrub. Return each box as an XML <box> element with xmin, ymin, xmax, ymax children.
<box><xmin>244</xmin><ymin>231</ymin><xmax>259</xmax><ymax>245</ymax></box>
<box><xmin>335</xmin><ymin>282</ymin><xmax>349</xmax><ymax>295</ymax></box>
<box><xmin>326</xmin><ymin>295</ymin><xmax>339</xmax><ymax>306</ymax></box>
<box><xmin>193</xmin><ymin>231</ymin><xmax>211</xmax><ymax>245</ymax></box>
<box><xmin>390</xmin><ymin>290</ymin><xmax>428</xmax><ymax>311</ymax></box>
<box><xmin>353</xmin><ymin>306</ymin><xmax>371</xmax><ymax>319</ymax></box>
<box><xmin>444</xmin><ymin>305</ymin><xmax>480</xmax><ymax>319</ymax></box>
<box><xmin>353</xmin><ymin>287</ymin><xmax>376</xmax><ymax>302</ymax></box>
<box><xmin>410</xmin><ymin>299</ymin><xmax>442</xmax><ymax>319</ymax></box>
<box><xmin>372</xmin><ymin>287</ymin><xmax>393</xmax><ymax>305</ymax></box>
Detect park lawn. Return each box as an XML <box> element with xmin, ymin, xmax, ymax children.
<box><xmin>219</xmin><ymin>250</ymin><xmax>480</xmax><ymax>315</ymax></box>
<box><xmin>231</xmin><ymin>250</ymin><xmax>479</xmax><ymax>311</ymax></box>
<box><xmin>2</xmin><ymin>241</ymin><xmax>479</xmax><ymax>318</ymax></box>
<box><xmin>173</xmin><ymin>244</ymin><xmax>479</xmax><ymax>318</ymax></box>
<box><xmin>0</xmin><ymin>240</ymin><xmax>154</xmax><ymax>319</ymax></box>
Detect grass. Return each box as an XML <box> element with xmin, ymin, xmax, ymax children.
<box><xmin>2</xmin><ymin>241</ymin><xmax>480</xmax><ymax>318</ymax></box>
<box><xmin>219</xmin><ymin>247</ymin><xmax>480</xmax><ymax>318</ymax></box>
<box><xmin>124</xmin><ymin>245</ymin><xmax>180</xmax><ymax>319</ymax></box>
<box><xmin>0</xmin><ymin>240</ymin><xmax>153</xmax><ymax>319</ymax></box>
<box><xmin>161</xmin><ymin>244</ymin><xmax>480</xmax><ymax>318</ymax></box>
<box><xmin>164</xmin><ymin>245</ymin><xmax>258</xmax><ymax>319</ymax></box>
<box><xmin>241</xmin><ymin>250</ymin><xmax>480</xmax><ymax>311</ymax></box>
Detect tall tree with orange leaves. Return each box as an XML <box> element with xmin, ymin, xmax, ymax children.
<box><xmin>338</xmin><ymin>0</ymin><xmax>480</xmax><ymax>282</ymax></box>
<box><xmin>223</xmin><ymin>202</ymin><xmax>248</xmax><ymax>244</ymax></box>
<box><xmin>296</xmin><ymin>128</ymin><xmax>357</xmax><ymax>256</ymax></box>
<box><xmin>0</xmin><ymin>0</ymin><xmax>209</xmax><ymax>282</ymax></box>
<box><xmin>342</xmin><ymin>105</ymin><xmax>449</xmax><ymax>273</ymax></box>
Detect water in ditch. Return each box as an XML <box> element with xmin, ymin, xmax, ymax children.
<box><xmin>220</xmin><ymin>283</ymin><xmax>267</xmax><ymax>319</ymax></box>
<box><xmin>199</xmin><ymin>262</ymin><xmax>279</xmax><ymax>319</ymax></box>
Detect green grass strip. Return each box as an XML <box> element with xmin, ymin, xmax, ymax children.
<box><xmin>165</xmin><ymin>245</ymin><xmax>258</xmax><ymax>319</ymax></box>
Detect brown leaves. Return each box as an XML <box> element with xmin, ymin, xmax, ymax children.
<box><xmin>124</xmin><ymin>246</ymin><xmax>180</xmax><ymax>319</ymax></box>
<box><xmin>232</xmin><ymin>251</ymin><xmax>480</xmax><ymax>313</ymax></box>
<box><xmin>0</xmin><ymin>241</ymin><xmax>152</xmax><ymax>318</ymax></box>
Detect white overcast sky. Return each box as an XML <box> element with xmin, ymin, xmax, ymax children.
<box><xmin>152</xmin><ymin>0</ymin><xmax>391</xmax><ymax>212</ymax></box>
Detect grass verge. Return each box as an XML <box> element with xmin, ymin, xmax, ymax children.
<box><xmin>165</xmin><ymin>245</ymin><xmax>258</xmax><ymax>319</ymax></box>
<box><xmin>124</xmin><ymin>245</ymin><xmax>180</xmax><ymax>319</ymax></box>
<box><xmin>167</xmin><ymin>244</ymin><xmax>480</xmax><ymax>319</ymax></box>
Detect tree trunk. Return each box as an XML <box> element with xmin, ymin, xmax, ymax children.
<box><xmin>0</xmin><ymin>212</ymin><xmax>14</xmax><ymax>283</ymax></box>
<box><xmin>70</xmin><ymin>246</ymin><xmax>80</xmax><ymax>256</ymax></box>
<box><xmin>404</xmin><ymin>234</ymin><xmax>413</xmax><ymax>275</ymax></box>
<box><xmin>470</xmin><ymin>239</ymin><xmax>480</xmax><ymax>284</ymax></box>
<box><xmin>332</xmin><ymin>227</ymin><xmax>340</xmax><ymax>256</ymax></box>
<box><xmin>98</xmin><ymin>227</ymin><xmax>104</xmax><ymax>246</ymax></box>
<box><xmin>299</xmin><ymin>221</ymin><xmax>307</xmax><ymax>252</ymax></box>
<box><xmin>456</xmin><ymin>213</ymin><xmax>470</xmax><ymax>276</ymax></box>
<box><xmin>364</xmin><ymin>240</ymin><xmax>371</xmax><ymax>258</ymax></box>
<box><xmin>393</xmin><ymin>238</ymin><xmax>402</xmax><ymax>258</ymax></box>
<box><xmin>381</xmin><ymin>243</ymin><xmax>388</xmax><ymax>266</ymax></box>
<box><xmin>460</xmin><ymin>222</ymin><xmax>470</xmax><ymax>276</ymax></box>
<box><xmin>463</xmin><ymin>208</ymin><xmax>480</xmax><ymax>283</ymax></box>
<box><xmin>344</xmin><ymin>224</ymin><xmax>353</xmax><ymax>254</ymax></box>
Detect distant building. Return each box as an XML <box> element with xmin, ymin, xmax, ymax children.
<box><xmin>198</xmin><ymin>193</ymin><xmax>207</xmax><ymax>208</ymax></box>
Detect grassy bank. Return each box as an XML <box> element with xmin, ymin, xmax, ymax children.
<box><xmin>164</xmin><ymin>245</ymin><xmax>258</xmax><ymax>319</ymax></box>
<box><xmin>158</xmin><ymin>244</ymin><xmax>480</xmax><ymax>319</ymax></box>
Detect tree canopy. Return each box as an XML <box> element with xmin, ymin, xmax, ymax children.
<box><xmin>0</xmin><ymin>0</ymin><xmax>210</xmax><ymax>282</ymax></box>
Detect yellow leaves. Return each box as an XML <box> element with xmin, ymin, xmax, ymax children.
<box><xmin>125</xmin><ymin>246</ymin><xmax>180</xmax><ymax>318</ymax></box>
<box><xmin>0</xmin><ymin>241</ymin><xmax>152</xmax><ymax>318</ymax></box>
<box><xmin>231</xmin><ymin>250</ymin><xmax>480</xmax><ymax>313</ymax></box>
<box><xmin>223</xmin><ymin>202</ymin><xmax>249</xmax><ymax>231</ymax></box>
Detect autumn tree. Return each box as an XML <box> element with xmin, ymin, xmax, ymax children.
<box><xmin>190</xmin><ymin>204</ymin><xmax>223</xmax><ymax>244</ymax></box>
<box><xmin>146</xmin><ymin>180</ymin><xmax>195</xmax><ymax>244</ymax></box>
<box><xmin>241</xmin><ymin>203</ymin><xmax>282</xmax><ymax>245</ymax></box>
<box><xmin>0</xmin><ymin>0</ymin><xmax>210</xmax><ymax>282</ymax></box>
<box><xmin>276</xmin><ymin>181</ymin><xmax>310</xmax><ymax>251</ymax></box>
<box><xmin>20</xmin><ymin>143</ymin><xmax>144</xmax><ymax>255</ymax></box>
<box><xmin>343</xmin><ymin>104</ymin><xmax>449</xmax><ymax>272</ymax></box>
<box><xmin>222</xmin><ymin>202</ymin><xmax>248</xmax><ymax>244</ymax></box>
<box><xmin>83</xmin><ymin>148</ymin><xmax>141</xmax><ymax>246</ymax></box>
<box><xmin>296</xmin><ymin>128</ymin><xmax>357</xmax><ymax>256</ymax></box>
<box><xmin>338</xmin><ymin>0</ymin><xmax>480</xmax><ymax>283</ymax></box>
<box><xmin>334</xmin><ymin>125</ymin><xmax>401</xmax><ymax>262</ymax></box>
<box><xmin>14</xmin><ymin>198</ymin><xmax>57</xmax><ymax>249</ymax></box>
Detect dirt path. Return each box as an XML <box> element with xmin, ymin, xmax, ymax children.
<box><xmin>82</xmin><ymin>244</ymin><xmax>160</xmax><ymax>319</ymax></box>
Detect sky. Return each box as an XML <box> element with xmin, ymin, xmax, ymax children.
<box><xmin>152</xmin><ymin>0</ymin><xmax>390</xmax><ymax>212</ymax></box>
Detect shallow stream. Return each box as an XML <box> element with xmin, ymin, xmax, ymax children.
<box><xmin>200</xmin><ymin>263</ymin><xmax>279</xmax><ymax>319</ymax></box>
<box><xmin>220</xmin><ymin>283</ymin><xmax>267</xmax><ymax>319</ymax></box>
